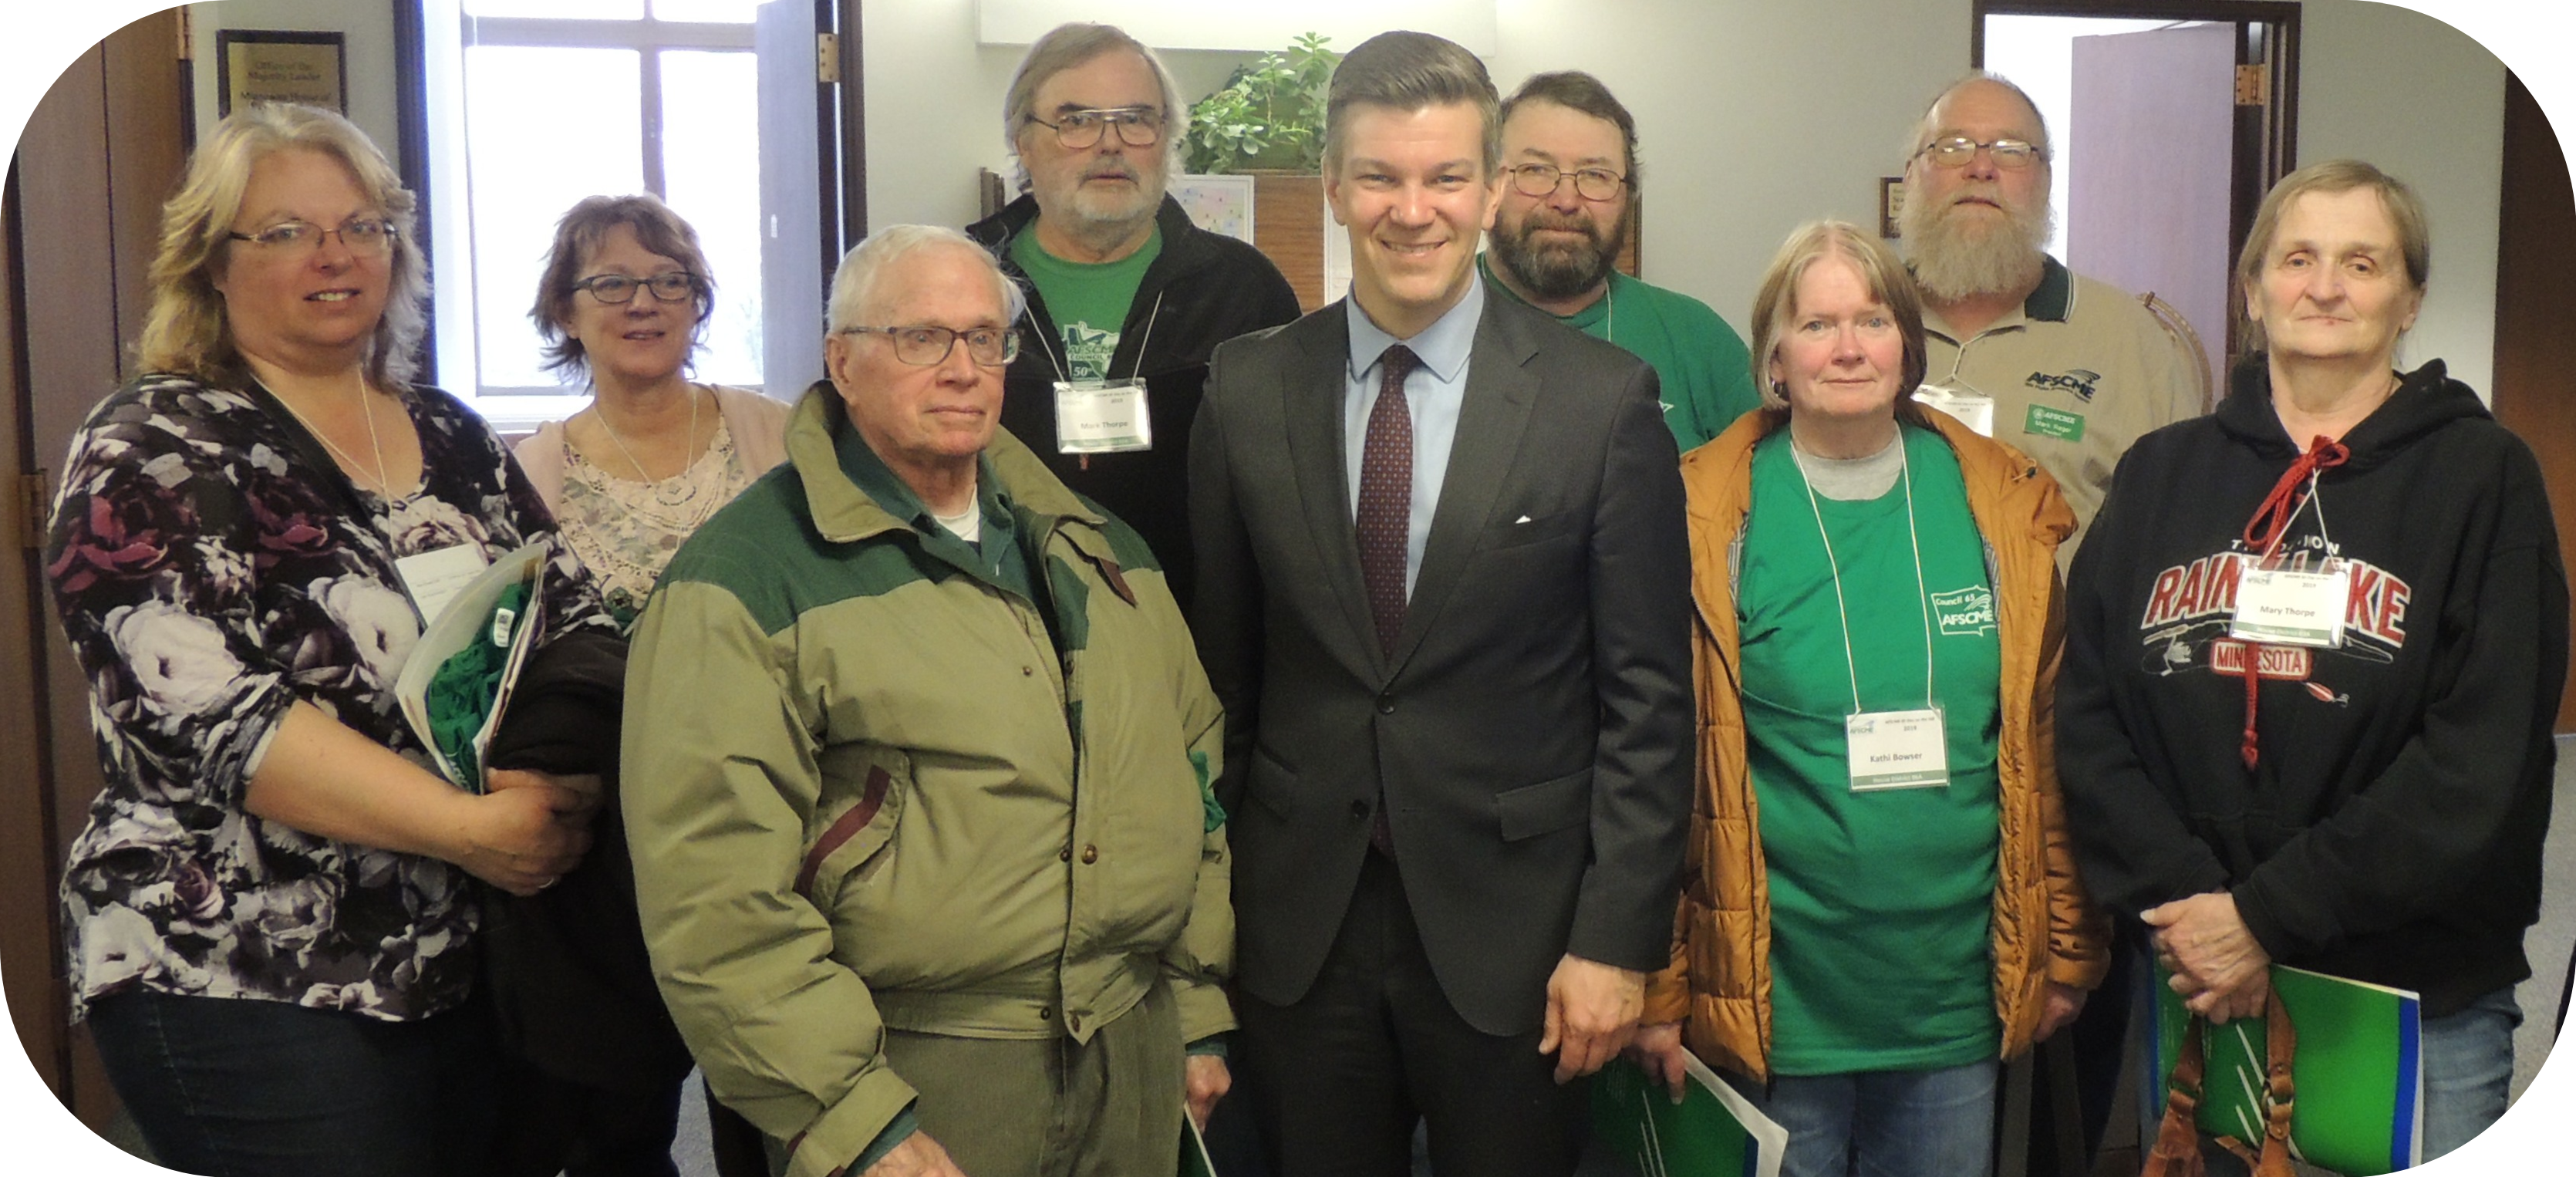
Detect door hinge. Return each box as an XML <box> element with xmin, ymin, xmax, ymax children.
<box><xmin>817</xmin><ymin>32</ymin><xmax>841</xmax><ymax>85</ymax></box>
<box><xmin>2235</xmin><ymin>64</ymin><xmax>2269</xmax><ymax>106</ymax></box>
<box><xmin>17</xmin><ymin>471</ymin><xmax>49</xmax><ymax>551</ymax></box>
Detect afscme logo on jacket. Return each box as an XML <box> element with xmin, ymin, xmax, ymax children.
<box><xmin>2133</xmin><ymin>540</ymin><xmax>2412</xmax><ymax>695</ymax></box>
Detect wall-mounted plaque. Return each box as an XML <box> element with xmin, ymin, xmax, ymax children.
<box><xmin>217</xmin><ymin>30</ymin><xmax>348</xmax><ymax>118</ymax></box>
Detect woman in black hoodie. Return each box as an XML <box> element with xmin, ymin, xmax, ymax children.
<box><xmin>2058</xmin><ymin>160</ymin><xmax>2567</xmax><ymax>1162</ymax></box>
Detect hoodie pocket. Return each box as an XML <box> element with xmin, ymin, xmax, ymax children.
<box><xmin>797</xmin><ymin>744</ymin><xmax>911</xmax><ymax>910</ymax></box>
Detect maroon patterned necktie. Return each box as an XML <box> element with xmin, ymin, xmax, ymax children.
<box><xmin>1357</xmin><ymin>345</ymin><xmax>1421</xmax><ymax>656</ymax></box>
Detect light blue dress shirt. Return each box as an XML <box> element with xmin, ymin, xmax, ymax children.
<box><xmin>1344</xmin><ymin>277</ymin><xmax>1484</xmax><ymax>596</ymax></box>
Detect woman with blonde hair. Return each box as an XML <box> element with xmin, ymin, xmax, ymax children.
<box><xmin>1629</xmin><ymin>220</ymin><xmax>2103</xmax><ymax>1177</ymax></box>
<box><xmin>42</xmin><ymin>103</ymin><xmax>612</xmax><ymax>1173</ymax></box>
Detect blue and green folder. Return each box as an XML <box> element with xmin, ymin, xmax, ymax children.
<box><xmin>2148</xmin><ymin>962</ymin><xmax>2423</xmax><ymax>1175</ymax></box>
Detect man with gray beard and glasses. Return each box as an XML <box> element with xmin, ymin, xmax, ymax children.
<box><xmin>1900</xmin><ymin>73</ymin><xmax>2201</xmax><ymax>565</ymax></box>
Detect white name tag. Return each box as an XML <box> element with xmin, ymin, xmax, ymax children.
<box><xmin>1054</xmin><ymin>378</ymin><xmax>1152</xmax><ymax>454</ymax></box>
<box><xmin>1846</xmin><ymin>707</ymin><xmax>1949</xmax><ymax>791</ymax></box>
<box><xmin>393</xmin><ymin>543</ymin><xmax>489</xmax><ymax>626</ymax></box>
<box><xmin>1916</xmin><ymin>383</ymin><xmax>1995</xmax><ymax>437</ymax></box>
<box><xmin>2230</xmin><ymin>558</ymin><xmax>2350</xmax><ymax>648</ymax></box>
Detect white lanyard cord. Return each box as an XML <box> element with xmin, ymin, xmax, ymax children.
<box><xmin>1791</xmin><ymin>432</ymin><xmax>1937</xmax><ymax>715</ymax></box>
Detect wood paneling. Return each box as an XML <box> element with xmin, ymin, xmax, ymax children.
<box><xmin>2490</xmin><ymin>73</ymin><xmax>2576</xmax><ymax>732</ymax></box>
<box><xmin>1253</xmin><ymin>173</ymin><xmax>1325</xmax><ymax>313</ymax></box>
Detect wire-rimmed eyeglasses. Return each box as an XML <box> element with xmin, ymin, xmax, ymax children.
<box><xmin>226</xmin><ymin>218</ymin><xmax>399</xmax><ymax>258</ymax></box>
<box><xmin>1506</xmin><ymin>164</ymin><xmax>1627</xmax><ymax>202</ymax></box>
<box><xmin>1916</xmin><ymin>136</ymin><xmax>2045</xmax><ymax>170</ymax></box>
<box><xmin>839</xmin><ymin>324</ymin><xmax>1021</xmax><ymax>368</ymax></box>
<box><xmin>1027</xmin><ymin>106</ymin><xmax>1165</xmax><ymax>151</ymax></box>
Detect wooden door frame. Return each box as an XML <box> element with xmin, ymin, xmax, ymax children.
<box><xmin>1971</xmin><ymin>0</ymin><xmax>2301</xmax><ymax>361</ymax></box>
<box><xmin>2489</xmin><ymin>73</ymin><xmax>2576</xmax><ymax>731</ymax></box>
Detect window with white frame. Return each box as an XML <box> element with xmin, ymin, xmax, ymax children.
<box><xmin>420</xmin><ymin>0</ymin><xmax>821</xmax><ymax>427</ymax></box>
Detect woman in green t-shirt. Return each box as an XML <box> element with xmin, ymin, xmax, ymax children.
<box><xmin>1628</xmin><ymin>221</ymin><xmax>2107</xmax><ymax>1177</ymax></box>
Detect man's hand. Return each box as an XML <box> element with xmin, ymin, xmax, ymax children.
<box><xmin>2143</xmin><ymin>892</ymin><xmax>2272</xmax><ymax>1024</ymax></box>
<box><xmin>1185</xmin><ymin>1055</ymin><xmax>1231</xmax><ymax>1130</ymax></box>
<box><xmin>2035</xmin><ymin>981</ymin><xmax>2088</xmax><ymax>1042</ymax></box>
<box><xmin>1539</xmin><ymin>954</ymin><xmax>1644</xmax><ymax>1084</ymax></box>
<box><xmin>861</xmin><ymin>1132</ymin><xmax>969</xmax><ymax>1177</ymax></box>
<box><xmin>1623</xmin><ymin>1020</ymin><xmax>1691</xmax><ymax>1101</ymax></box>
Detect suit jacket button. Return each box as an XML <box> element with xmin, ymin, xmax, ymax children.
<box><xmin>1350</xmin><ymin>799</ymin><xmax>1370</xmax><ymax>818</ymax></box>
<box><xmin>1376</xmin><ymin>694</ymin><xmax>1395</xmax><ymax>714</ymax></box>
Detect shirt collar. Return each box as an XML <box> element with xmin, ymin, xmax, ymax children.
<box><xmin>831</xmin><ymin>415</ymin><xmax>1012</xmax><ymax>534</ymax></box>
<box><xmin>1922</xmin><ymin>254</ymin><xmax>2075</xmax><ymax>342</ymax></box>
<box><xmin>1346</xmin><ymin>271</ymin><xmax>1484</xmax><ymax>383</ymax></box>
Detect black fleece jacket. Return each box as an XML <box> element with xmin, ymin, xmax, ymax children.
<box><xmin>2058</xmin><ymin>356</ymin><xmax>2566</xmax><ymax>1016</ymax></box>
<box><xmin>968</xmin><ymin>193</ymin><xmax>1301</xmax><ymax>612</ymax></box>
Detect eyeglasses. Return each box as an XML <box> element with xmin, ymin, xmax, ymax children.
<box><xmin>840</xmin><ymin>324</ymin><xmax>1020</xmax><ymax>368</ymax></box>
<box><xmin>572</xmin><ymin>272</ymin><xmax>703</xmax><ymax>305</ymax></box>
<box><xmin>1507</xmin><ymin>163</ymin><xmax>1627</xmax><ymax>202</ymax></box>
<box><xmin>1027</xmin><ymin>107</ymin><xmax>1165</xmax><ymax>150</ymax></box>
<box><xmin>1917</xmin><ymin>136</ymin><xmax>2045</xmax><ymax>170</ymax></box>
<box><xmin>226</xmin><ymin>218</ymin><xmax>398</xmax><ymax>258</ymax></box>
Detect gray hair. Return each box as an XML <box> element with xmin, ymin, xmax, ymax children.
<box><xmin>1324</xmin><ymin>31</ymin><xmax>1501</xmax><ymax>177</ymax></box>
<box><xmin>1907</xmin><ymin>72</ymin><xmax>2053</xmax><ymax>163</ymax></box>
<box><xmin>1002</xmin><ymin>23</ymin><xmax>1189</xmax><ymax>191</ymax></box>
<box><xmin>137</xmin><ymin>103</ymin><xmax>429</xmax><ymax>390</ymax></box>
<box><xmin>826</xmin><ymin>224</ymin><xmax>1027</xmax><ymax>334</ymax></box>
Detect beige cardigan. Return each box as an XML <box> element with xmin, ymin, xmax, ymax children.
<box><xmin>511</xmin><ymin>383</ymin><xmax>793</xmax><ymax>516</ymax></box>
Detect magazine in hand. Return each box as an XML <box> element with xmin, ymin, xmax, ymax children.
<box><xmin>395</xmin><ymin>542</ymin><xmax>551</xmax><ymax>791</ymax></box>
<box><xmin>2147</xmin><ymin>960</ymin><xmax>2423</xmax><ymax>1175</ymax></box>
<box><xmin>1592</xmin><ymin>1051</ymin><xmax>1787</xmax><ymax>1177</ymax></box>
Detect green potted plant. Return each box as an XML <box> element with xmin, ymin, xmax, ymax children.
<box><xmin>1184</xmin><ymin>32</ymin><xmax>1338</xmax><ymax>174</ymax></box>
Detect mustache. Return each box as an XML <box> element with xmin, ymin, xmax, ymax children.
<box><xmin>1083</xmin><ymin>164</ymin><xmax>1138</xmax><ymax>182</ymax></box>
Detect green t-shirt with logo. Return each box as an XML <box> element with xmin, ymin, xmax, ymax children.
<box><xmin>1010</xmin><ymin>227</ymin><xmax>1164</xmax><ymax>383</ymax></box>
<box><xmin>1479</xmin><ymin>257</ymin><xmax>1763</xmax><ymax>453</ymax></box>
<box><xmin>1737</xmin><ymin>423</ymin><xmax>2003</xmax><ymax>1075</ymax></box>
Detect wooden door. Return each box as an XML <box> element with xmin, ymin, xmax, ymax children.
<box><xmin>1</xmin><ymin>6</ymin><xmax>189</xmax><ymax>1128</ymax></box>
<box><xmin>2490</xmin><ymin>73</ymin><xmax>2576</xmax><ymax>733</ymax></box>
<box><xmin>2066</xmin><ymin>22</ymin><xmax>2237</xmax><ymax>396</ymax></box>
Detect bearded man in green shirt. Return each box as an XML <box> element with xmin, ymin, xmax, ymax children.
<box><xmin>1480</xmin><ymin>71</ymin><xmax>1763</xmax><ymax>452</ymax></box>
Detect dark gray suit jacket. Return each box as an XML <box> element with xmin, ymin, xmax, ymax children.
<box><xmin>1189</xmin><ymin>292</ymin><xmax>1693</xmax><ymax>1037</ymax></box>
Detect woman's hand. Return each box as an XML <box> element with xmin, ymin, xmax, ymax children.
<box><xmin>2145</xmin><ymin>891</ymin><xmax>2272</xmax><ymax>1023</ymax></box>
<box><xmin>465</xmin><ymin>770</ymin><xmax>599</xmax><ymax>895</ymax></box>
<box><xmin>2035</xmin><ymin>981</ymin><xmax>2089</xmax><ymax>1041</ymax></box>
<box><xmin>1623</xmin><ymin>1021</ymin><xmax>1692</xmax><ymax>1102</ymax></box>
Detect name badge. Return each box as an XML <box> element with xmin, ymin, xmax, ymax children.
<box><xmin>1846</xmin><ymin>707</ymin><xmax>1949</xmax><ymax>791</ymax></box>
<box><xmin>1054</xmin><ymin>378</ymin><xmax>1152</xmax><ymax>454</ymax></box>
<box><xmin>393</xmin><ymin>544</ymin><xmax>489</xmax><ymax>625</ymax></box>
<box><xmin>2230</xmin><ymin>558</ymin><xmax>2349</xmax><ymax>648</ymax></box>
<box><xmin>1916</xmin><ymin>383</ymin><xmax>1994</xmax><ymax>437</ymax></box>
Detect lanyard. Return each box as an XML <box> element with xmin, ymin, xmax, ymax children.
<box><xmin>1035</xmin><ymin>289</ymin><xmax>1165</xmax><ymax>386</ymax></box>
<box><xmin>1789</xmin><ymin>431</ymin><xmax>1937</xmax><ymax>715</ymax></box>
<box><xmin>2242</xmin><ymin>435</ymin><xmax>2348</xmax><ymax>568</ymax></box>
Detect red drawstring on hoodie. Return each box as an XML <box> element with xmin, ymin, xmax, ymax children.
<box><xmin>2230</xmin><ymin>435</ymin><xmax>2350</xmax><ymax>769</ymax></box>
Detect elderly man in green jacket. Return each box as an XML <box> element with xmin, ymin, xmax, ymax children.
<box><xmin>622</xmin><ymin>224</ymin><xmax>1233</xmax><ymax>1177</ymax></box>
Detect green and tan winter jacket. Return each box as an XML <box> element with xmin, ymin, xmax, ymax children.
<box><xmin>622</xmin><ymin>385</ymin><xmax>1232</xmax><ymax>1177</ymax></box>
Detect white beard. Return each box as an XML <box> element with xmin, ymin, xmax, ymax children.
<box><xmin>1902</xmin><ymin>190</ymin><xmax>2052</xmax><ymax>302</ymax></box>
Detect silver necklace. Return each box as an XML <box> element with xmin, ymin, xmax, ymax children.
<box><xmin>595</xmin><ymin>383</ymin><xmax>701</xmax><ymax>507</ymax></box>
<box><xmin>278</xmin><ymin>375</ymin><xmax>393</xmax><ymax>496</ymax></box>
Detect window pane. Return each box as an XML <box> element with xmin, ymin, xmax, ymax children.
<box><xmin>659</xmin><ymin>49</ymin><xmax>764</xmax><ymax>387</ymax></box>
<box><xmin>465</xmin><ymin>46</ymin><xmax>646</xmax><ymax>390</ymax></box>
<box><xmin>651</xmin><ymin>0</ymin><xmax>768</xmax><ymax>23</ymax></box>
<box><xmin>463</xmin><ymin>0</ymin><xmax>644</xmax><ymax>19</ymax></box>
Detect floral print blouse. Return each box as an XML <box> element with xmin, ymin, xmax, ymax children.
<box><xmin>42</xmin><ymin>372</ymin><xmax>612</xmax><ymax>1023</ymax></box>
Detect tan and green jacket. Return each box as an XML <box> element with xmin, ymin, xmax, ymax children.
<box><xmin>1644</xmin><ymin>405</ymin><xmax>2109</xmax><ymax>1081</ymax></box>
<box><xmin>622</xmin><ymin>386</ymin><xmax>1232</xmax><ymax>1177</ymax></box>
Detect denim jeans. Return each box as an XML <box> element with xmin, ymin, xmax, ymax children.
<box><xmin>2418</xmin><ymin>986</ymin><xmax>2522</xmax><ymax>1161</ymax></box>
<box><xmin>1725</xmin><ymin>1059</ymin><xmax>2000</xmax><ymax>1177</ymax></box>
<box><xmin>86</xmin><ymin>990</ymin><xmax>499</xmax><ymax>1177</ymax></box>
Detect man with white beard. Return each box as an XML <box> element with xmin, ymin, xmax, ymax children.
<box><xmin>1900</xmin><ymin>74</ymin><xmax>2201</xmax><ymax>562</ymax></box>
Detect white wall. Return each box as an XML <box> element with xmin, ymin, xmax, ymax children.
<box><xmin>863</xmin><ymin>0</ymin><xmax>2525</xmax><ymax>384</ymax></box>
<box><xmin>189</xmin><ymin>0</ymin><xmax>406</xmax><ymax>172</ymax></box>
<box><xmin>2300</xmin><ymin>0</ymin><xmax>2504</xmax><ymax>395</ymax></box>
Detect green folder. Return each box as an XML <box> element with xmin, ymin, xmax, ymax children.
<box><xmin>2147</xmin><ymin>962</ymin><xmax>2423</xmax><ymax>1175</ymax></box>
<box><xmin>1180</xmin><ymin>1112</ymin><xmax>1217</xmax><ymax>1177</ymax></box>
<box><xmin>1591</xmin><ymin>1053</ymin><xmax>1787</xmax><ymax>1177</ymax></box>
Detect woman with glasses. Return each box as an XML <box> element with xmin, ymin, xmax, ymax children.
<box><xmin>40</xmin><ymin>103</ymin><xmax>615</xmax><ymax>1174</ymax></box>
<box><xmin>516</xmin><ymin>194</ymin><xmax>791</xmax><ymax>628</ymax></box>
<box><xmin>1628</xmin><ymin>221</ymin><xmax>2105</xmax><ymax>1177</ymax></box>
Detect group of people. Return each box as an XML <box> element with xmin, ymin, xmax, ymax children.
<box><xmin>35</xmin><ymin>17</ymin><xmax>2563</xmax><ymax>1177</ymax></box>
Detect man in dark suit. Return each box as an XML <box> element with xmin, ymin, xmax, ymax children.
<box><xmin>1189</xmin><ymin>30</ymin><xmax>1692</xmax><ymax>1177</ymax></box>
